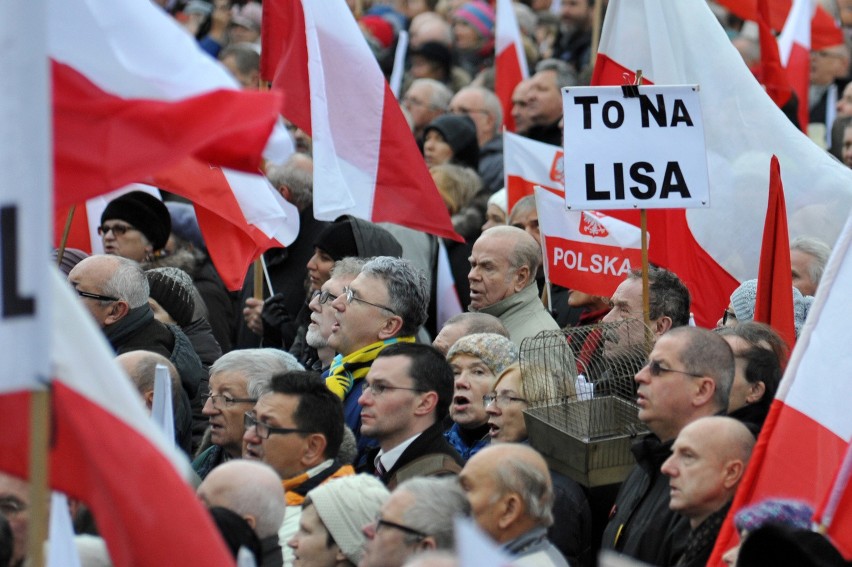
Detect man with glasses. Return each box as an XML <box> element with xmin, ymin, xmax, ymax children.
<box><xmin>0</xmin><ymin>472</ymin><xmax>29</xmax><ymax>567</ymax></box>
<box><xmin>357</xmin><ymin>343</ymin><xmax>462</xmax><ymax>487</ymax></box>
<box><xmin>449</xmin><ymin>86</ymin><xmax>504</xmax><ymax>193</ymax></box>
<box><xmin>402</xmin><ymin>78</ymin><xmax>452</xmax><ymax>145</ymax></box>
<box><xmin>327</xmin><ymin>256</ymin><xmax>430</xmax><ymax>451</ymax></box>
<box><xmin>193</xmin><ymin>349</ymin><xmax>302</xmax><ymax>479</ymax></box>
<box><xmin>243</xmin><ymin>371</ymin><xmax>353</xmax><ymax>565</ymax></box>
<box><xmin>360</xmin><ymin>476</ymin><xmax>470</xmax><ymax>567</ymax></box>
<box><xmin>601</xmin><ymin>326</ymin><xmax>734</xmax><ymax>566</ymax></box>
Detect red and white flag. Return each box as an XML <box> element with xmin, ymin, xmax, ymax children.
<box><xmin>495</xmin><ymin>0</ymin><xmax>529</xmax><ymax>133</ymax></box>
<box><xmin>51</xmin><ymin>0</ymin><xmax>292</xmax><ymax>209</ymax></box>
<box><xmin>715</xmin><ymin>0</ymin><xmax>843</xmax><ymax>52</ymax></box>
<box><xmin>535</xmin><ymin>187</ymin><xmax>644</xmax><ymax>297</ymax></box>
<box><xmin>435</xmin><ymin>240</ymin><xmax>463</xmax><ymax>329</ymax></box>
<box><xmin>776</xmin><ymin>0</ymin><xmax>811</xmax><ymax>131</ymax></box>
<box><xmin>592</xmin><ymin>0</ymin><xmax>852</xmax><ymax>327</ymax></box>
<box><xmin>503</xmin><ymin>132</ymin><xmax>564</xmax><ymax>212</ymax></box>
<box><xmin>710</xmin><ymin>213</ymin><xmax>852</xmax><ymax>564</ymax></box>
<box><xmin>261</xmin><ymin>0</ymin><xmax>460</xmax><ymax>241</ymax></box>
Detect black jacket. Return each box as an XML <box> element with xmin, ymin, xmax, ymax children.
<box><xmin>600</xmin><ymin>435</ymin><xmax>690</xmax><ymax>566</ymax></box>
<box><xmin>359</xmin><ymin>421</ymin><xmax>464</xmax><ymax>489</ymax></box>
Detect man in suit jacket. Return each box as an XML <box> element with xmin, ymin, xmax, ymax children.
<box><xmin>357</xmin><ymin>343</ymin><xmax>463</xmax><ymax>488</ymax></box>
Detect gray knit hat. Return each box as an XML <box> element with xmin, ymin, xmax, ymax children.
<box><xmin>307</xmin><ymin>475</ymin><xmax>389</xmax><ymax>564</ymax></box>
<box><xmin>730</xmin><ymin>279</ymin><xmax>814</xmax><ymax>337</ymax></box>
<box><xmin>145</xmin><ymin>267</ymin><xmax>196</xmax><ymax>327</ymax></box>
<box><xmin>446</xmin><ymin>332</ymin><xmax>517</xmax><ymax>376</ymax></box>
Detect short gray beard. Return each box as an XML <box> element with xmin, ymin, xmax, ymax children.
<box><xmin>305</xmin><ymin>326</ymin><xmax>328</xmax><ymax>349</ymax></box>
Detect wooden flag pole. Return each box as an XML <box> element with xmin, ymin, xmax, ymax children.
<box><xmin>27</xmin><ymin>387</ymin><xmax>51</xmax><ymax>567</ymax></box>
<box><xmin>590</xmin><ymin>0</ymin><xmax>605</xmax><ymax>67</ymax></box>
<box><xmin>253</xmin><ymin>259</ymin><xmax>264</xmax><ymax>300</ymax></box>
<box><xmin>633</xmin><ymin>69</ymin><xmax>653</xmax><ymax>348</ymax></box>
<box><xmin>55</xmin><ymin>205</ymin><xmax>76</xmax><ymax>267</ymax></box>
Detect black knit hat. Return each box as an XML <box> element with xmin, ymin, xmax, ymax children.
<box><xmin>409</xmin><ymin>41</ymin><xmax>452</xmax><ymax>79</ymax></box>
<box><xmin>423</xmin><ymin>114</ymin><xmax>480</xmax><ymax>170</ymax></box>
<box><xmin>145</xmin><ymin>267</ymin><xmax>196</xmax><ymax>327</ymax></box>
<box><xmin>314</xmin><ymin>218</ymin><xmax>360</xmax><ymax>260</ymax></box>
<box><xmin>101</xmin><ymin>191</ymin><xmax>171</xmax><ymax>252</ymax></box>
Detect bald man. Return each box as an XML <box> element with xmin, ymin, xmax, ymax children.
<box><xmin>459</xmin><ymin>444</ymin><xmax>568</xmax><ymax>566</ymax></box>
<box><xmin>661</xmin><ymin>417</ymin><xmax>755</xmax><ymax>567</ymax></box>
<box><xmin>197</xmin><ymin>460</ymin><xmax>287</xmax><ymax>567</ymax></box>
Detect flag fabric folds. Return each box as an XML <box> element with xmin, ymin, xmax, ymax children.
<box><xmin>503</xmin><ymin>132</ymin><xmax>564</xmax><ymax>212</ymax></box>
<box><xmin>260</xmin><ymin>0</ymin><xmax>460</xmax><ymax>241</ymax></box>
<box><xmin>710</xmin><ymin>213</ymin><xmax>852</xmax><ymax>564</ymax></box>
<box><xmin>591</xmin><ymin>0</ymin><xmax>852</xmax><ymax>327</ymax></box>
<box><xmin>775</xmin><ymin>0</ymin><xmax>811</xmax><ymax>131</ymax></box>
<box><xmin>535</xmin><ymin>187</ymin><xmax>644</xmax><ymax>298</ymax></box>
<box><xmin>494</xmin><ymin>0</ymin><xmax>529</xmax><ymax>133</ymax></box>
<box><xmin>0</xmin><ymin>271</ymin><xmax>233</xmax><ymax>567</ymax></box>
<box><xmin>715</xmin><ymin>0</ymin><xmax>844</xmax><ymax>51</ymax></box>
<box><xmin>51</xmin><ymin>0</ymin><xmax>290</xmax><ymax>209</ymax></box>
<box><xmin>753</xmin><ymin>155</ymin><xmax>796</xmax><ymax>350</ymax></box>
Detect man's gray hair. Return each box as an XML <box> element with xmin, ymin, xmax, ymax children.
<box><xmin>412</xmin><ymin>78</ymin><xmax>453</xmax><ymax>111</ymax></box>
<box><xmin>330</xmin><ymin>257</ymin><xmax>367</xmax><ymax>279</ymax></box>
<box><xmin>461</xmin><ymin>86</ymin><xmax>504</xmax><ymax>135</ymax></box>
<box><xmin>443</xmin><ymin>312</ymin><xmax>509</xmax><ymax>338</ymax></box>
<box><xmin>203</xmin><ymin>461</ymin><xmax>286</xmax><ymax>539</ymax></box>
<box><xmin>398</xmin><ymin>477</ymin><xmax>470</xmax><ymax>549</ymax></box>
<box><xmin>361</xmin><ymin>256</ymin><xmax>429</xmax><ymax>336</ymax></box>
<box><xmin>508</xmin><ymin>194</ymin><xmax>536</xmax><ymax>224</ymax></box>
<box><xmin>791</xmin><ymin>236</ymin><xmax>831</xmax><ymax>289</ymax></box>
<box><xmin>669</xmin><ymin>326</ymin><xmax>734</xmax><ymax>412</ymax></box>
<box><xmin>494</xmin><ymin>456</ymin><xmax>554</xmax><ymax>527</ymax></box>
<box><xmin>102</xmin><ymin>257</ymin><xmax>149</xmax><ymax>308</ymax></box>
<box><xmin>535</xmin><ymin>58</ymin><xmax>579</xmax><ymax>89</ymax></box>
<box><xmin>219</xmin><ymin>42</ymin><xmax>260</xmax><ymax>75</ymax></box>
<box><xmin>210</xmin><ymin>348</ymin><xmax>303</xmax><ymax>399</ymax></box>
<box><xmin>266</xmin><ymin>155</ymin><xmax>313</xmax><ymax>212</ymax></box>
<box><xmin>485</xmin><ymin>226</ymin><xmax>542</xmax><ymax>275</ymax></box>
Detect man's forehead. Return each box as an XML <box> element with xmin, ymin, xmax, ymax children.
<box><xmin>210</xmin><ymin>370</ymin><xmax>249</xmax><ymax>390</ymax></box>
<box><xmin>368</xmin><ymin>355</ymin><xmax>410</xmax><ymax>381</ymax></box>
<box><xmin>612</xmin><ymin>277</ymin><xmax>642</xmax><ymax>303</ymax></box>
<box><xmin>256</xmin><ymin>392</ymin><xmax>297</xmax><ymax>418</ymax></box>
<box><xmin>323</xmin><ymin>275</ymin><xmax>353</xmax><ymax>293</ymax></box>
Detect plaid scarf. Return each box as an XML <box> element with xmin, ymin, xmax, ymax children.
<box><xmin>325</xmin><ymin>336</ymin><xmax>415</xmax><ymax>399</ymax></box>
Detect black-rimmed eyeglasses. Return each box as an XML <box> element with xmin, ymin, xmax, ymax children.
<box><xmin>243</xmin><ymin>412</ymin><xmax>309</xmax><ymax>439</ymax></box>
<box><xmin>342</xmin><ymin>286</ymin><xmax>397</xmax><ymax>315</ymax></box>
<box><xmin>644</xmin><ymin>360</ymin><xmax>703</xmax><ymax>379</ymax></box>
<box><xmin>97</xmin><ymin>223</ymin><xmax>135</xmax><ymax>237</ymax></box>
<box><xmin>375</xmin><ymin>516</ymin><xmax>427</xmax><ymax>540</ymax></box>
<box><xmin>310</xmin><ymin>289</ymin><xmax>338</xmax><ymax>305</ymax></box>
<box><xmin>76</xmin><ymin>289</ymin><xmax>120</xmax><ymax>302</ymax></box>
<box><xmin>721</xmin><ymin>309</ymin><xmax>737</xmax><ymax>326</ymax></box>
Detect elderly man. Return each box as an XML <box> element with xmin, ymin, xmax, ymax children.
<box><xmin>790</xmin><ymin>236</ymin><xmax>831</xmax><ymax>297</ymax></box>
<box><xmin>432</xmin><ymin>312</ymin><xmax>509</xmax><ymax>356</ymax></box>
<box><xmin>449</xmin><ymin>86</ymin><xmax>504</xmax><ymax>192</ymax></box>
<box><xmin>288</xmin><ymin>475</ymin><xmax>389</xmax><ymax>567</ymax></box>
<box><xmin>661</xmin><ymin>417</ymin><xmax>755</xmax><ymax>567</ymax></box>
<box><xmin>198</xmin><ymin>460</ymin><xmax>287</xmax><ymax>567</ymax></box>
<box><xmin>358</xmin><ymin>343</ymin><xmax>463</xmax><ymax>486</ymax></box>
<box><xmin>601</xmin><ymin>266</ymin><xmax>691</xmax><ymax>361</ymax></box>
<box><xmin>601</xmin><ymin>326</ymin><xmax>734</xmax><ymax>566</ymax></box>
<box><xmin>192</xmin><ymin>349</ymin><xmax>302</xmax><ymax>479</ymax></box>
<box><xmin>327</xmin><ymin>256</ymin><xmax>430</xmax><ymax>445</ymax></box>
<box><xmin>68</xmin><ymin>255</ymin><xmax>206</xmax><ymax>443</ymax></box>
<box><xmin>459</xmin><ymin>444</ymin><xmax>568</xmax><ymax>566</ymax></box>
<box><xmin>468</xmin><ymin>226</ymin><xmax>559</xmax><ymax>343</ymax></box>
<box><xmin>526</xmin><ymin>59</ymin><xmax>577</xmax><ymax>146</ymax></box>
<box><xmin>403</xmin><ymin>78</ymin><xmax>452</xmax><ymax>145</ymax></box>
<box><xmin>511</xmin><ymin>78</ymin><xmax>535</xmax><ymax>136</ymax></box>
<box><xmin>360</xmin><ymin>477</ymin><xmax>470</xmax><ymax>567</ymax></box>
<box><xmin>243</xmin><ymin>371</ymin><xmax>353</xmax><ymax>565</ymax></box>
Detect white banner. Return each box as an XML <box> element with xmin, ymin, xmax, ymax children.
<box><xmin>0</xmin><ymin>0</ymin><xmax>51</xmax><ymax>392</ymax></box>
<box><xmin>562</xmin><ymin>85</ymin><xmax>710</xmax><ymax>211</ymax></box>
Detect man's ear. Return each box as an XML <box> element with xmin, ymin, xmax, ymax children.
<box><xmin>413</xmin><ymin>391</ymin><xmax>439</xmax><ymax>417</ymax></box>
<box><xmin>243</xmin><ymin>514</ymin><xmax>257</xmax><ymax>531</ymax></box>
<box><xmin>377</xmin><ymin>315</ymin><xmax>404</xmax><ymax>340</ymax></box>
<box><xmin>497</xmin><ymin>493</ymin><xmax>524</xmax><ymax>530</ymax></box>
<box><xmin>104</xmin><ymin>300</ymin><xmax>130</xmax><ymax>325</ymax></box>
<box><xmin>513</xmin><ymin>265</ymin><xmax>531</xmax><ymax>292</ymax></box>
<box><xmin>653</xmin><ymin>316</ymin><xmax>673</xmax><ymax>337</ymax></box>
<box><xmin>693</xmin><ymin>377</ymin><xmax>716</xmax><ymax>407</ymax></box>
<box><xmin>143</xmin><ymin>390</ymin><xmax>155</xmax><ymax>411</ymax></box>
<box><xmin>302</xmin><ymin>433</ymin><xmax>329</xmax><ymax>467</ymax></box>
<box><xmin>746</xmin><ymin>381</ymin><xmax>766</xmax><ymax>404</ymax></box>
<box><xmin>722</xmin><ymin>459</ymin><xmax>745</xmax><ymax>488</ymax></box>
<box><xmin>417</xmin><ymin>536</ymin><xmax>438</xmax><ymax>552</ymax></box>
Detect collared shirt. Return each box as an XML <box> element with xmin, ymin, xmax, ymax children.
<box><xmin>374</xmin><ymin>432</ymin><xmax>421</xmax><ymax>474</ymax></box>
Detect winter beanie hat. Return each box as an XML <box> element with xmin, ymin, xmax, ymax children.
<box><xmin>146</xmin><ymin>267</ymin><xmax>196</xmax><ymax>327</ymax></box>
<box><xmin>453</xmin><ymin>1</ymin><xmax>496</xmax><ymax>42</ymax></box>
<box><xmin>423</xmin><ymin>114</ymin><xmax>479</xmax><ymax>170</ymax></box>
<box><xmin>313</xmin><ymin>217</ymin><xmax>360</xmax><ymax>261</ymax></box>
<box><xmin>101</xmin><ymin>191</ymin><xmax>171</xmax><ymax>252</ymax></box>
<box><xmin>308</xmin><ymin>475</ymin><xmax>390</xmax><ymax>564</ymax></box>
<box><xmin>447</xmin><ymin>332</ymin><xmax>517</xmax><ymax>376</ymax></box>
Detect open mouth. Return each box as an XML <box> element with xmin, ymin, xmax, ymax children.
<box><xmin>453</xmin><ymin>393</ymin><xmax>471</xmax><ymax>411</ymax></box>
<box><xmin>488</xmin><ymin>420</ymin><xmax>501</xmax><ymax>437</ymax></box>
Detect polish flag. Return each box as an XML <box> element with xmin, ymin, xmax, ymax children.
<box><xmin>710</xmin><ymin>213</ymin><xmax>852</xmax><ymax>564</ymax></box>
<box><xmin>503</xmin><ymin>132</ymin><xmax>565</xmax><ymax>212</ymax></box>
<box><xmin>714</xmin><ymin>0</ymin><xmax>843</xmax><ymax>51</ymax></box>
<box><xmin>51</xmin><ymin>0</ymin><xmax>293</xmax><ymax>209</ymax></box>
<box><xmin>534</xmin><ymin>187</ymin><xmax>644</xmax><ymax>297</ymax></box>
<box><xmin>753</xmin><ymin>156</ymin><xmax>796</xmax><ymax>350</ymax></box>
<box><xmin>754</xmin><ymin>0</ymin><xmax>793</xmax><ymax>109</ymax></box>
<box><xmin>260</xmin><ymin>0</ymin><xmax>460</xmax><ymax>241</ymax></box>
<box><xmin>495</xmin><ymin>0</ymin><xmax>529</xmax><ymax>133</ymax></box>
<box><xmin>776</xmin><ymin>0</ymin><xmax>811</xmax><ymax>131</ymax></box>
<box><xmin>591</xmin><ymin>0</ymin><xmax>852</xmax><ymax>327</ymax></box>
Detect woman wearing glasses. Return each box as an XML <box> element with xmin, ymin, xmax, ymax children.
<box><xmin>486</xmin><ymin>363</ymin><xmax>594</xmax><ymax>567</ymax></box>
<box><xmin>99</xmin><ymin>191</ymin><xmax>172</xmax><ymax>264</ymax></box>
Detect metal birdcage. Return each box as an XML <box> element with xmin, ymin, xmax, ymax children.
<box><xmin>521</xmin><ymin>319</ymin><xmax>652</xmax><ymax>487</ymax></box>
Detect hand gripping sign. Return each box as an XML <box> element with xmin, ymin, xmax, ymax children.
<box><xmin>562</xmin><ymin>85</ymin><xmax>710</xmax><ymax>211</ymax></box>
<box><xmin>535</xmin><ymin>187</ymin><xmax>645</xmax><ymax>297</ymax></box>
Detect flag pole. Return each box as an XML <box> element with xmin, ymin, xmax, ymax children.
<box><xmin>633</xmin><ymin>69</ymin><xmax>652</xmax><ymax>343</ymax></box>
<box><xmin>253</xmin><ymin>259</ymin><xmax>264</xmax><ymax>300</ymax></box>
<box><xmin>27</xmin><ymin>386</ymin><xmax>51</xmax><ymax>567</ymax></box>
<box><xmin>55</xmin><ymin>205</ymin><xmax>76</xmax><ymax>267</ymax></box>
<box><xmin>589</xmin><ymin>0</ymin><xmax>605</xmax><ymax>67</ymax></box>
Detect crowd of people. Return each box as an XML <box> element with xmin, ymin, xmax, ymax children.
<box><xmin>3</xmin><ymin>0</ymin><xmax>852</xmax><ymax>566</ymax></box>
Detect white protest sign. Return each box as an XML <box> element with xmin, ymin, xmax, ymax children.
<box><xmin>562</xmin><ymin>85</ymin><xmax>710</xmax><ymax>211</ymax></box>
